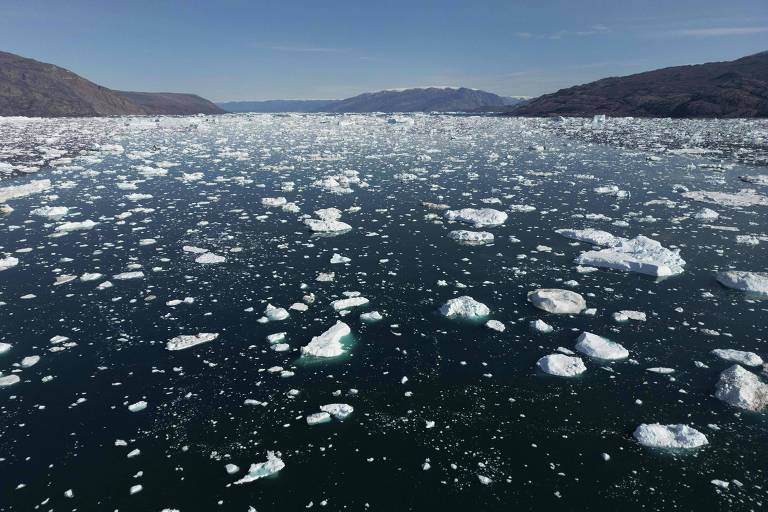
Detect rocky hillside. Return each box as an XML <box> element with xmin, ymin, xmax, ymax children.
<box><xmin>118</xmin><ymin>91</ymin><xmax>224</xmax><ymax>115</ymax></box>
<box><xmin>513</xmin><ymin>51</ymin><xmax>768</xmax><ymax>118</ymax></box>
<box><xmin>0</xmin><ymin>50</ymin><xmax>223</xmax><ymax>116</ymax></box>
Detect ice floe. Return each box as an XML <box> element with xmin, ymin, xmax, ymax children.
<box><xmin>537</xmin><ymin>354</ymin><xmax>586</xmax><ymax>377</ymax></box>
<box><xmin>527</xmin><ymin>289</ymin><xmax>586</xmax><ymax>314</ymax></box>
<box><xmin>575</xmin><ymin>332</ymin><xmax>629</xmax><ymax>360</ymax></box>
<box><xmin>633</xmin><ymin>424</ymin><xmax>709</xmax><ymax>449</ymax></box>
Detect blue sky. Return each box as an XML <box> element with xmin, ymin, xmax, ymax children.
<box><xmin>1</xmin><ymin>0</ymin><xmax>767</xmax><ymax>101</ymax></box>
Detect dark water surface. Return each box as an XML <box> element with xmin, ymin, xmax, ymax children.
<box><xmin>0</xmin><ymin>114</ymin><xmax>766</xmax><ymax>511</ymax></box>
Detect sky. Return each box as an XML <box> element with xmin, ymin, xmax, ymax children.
<box><xmin>1</xmin><ymin>0</ymin><xmax>767</xmax><ymax>101</ymax></box>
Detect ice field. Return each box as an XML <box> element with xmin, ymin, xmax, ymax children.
<box><xmin>0</xmin><ymin>113</ymin><xmax>767</xmax><ymax>511</ymax></box>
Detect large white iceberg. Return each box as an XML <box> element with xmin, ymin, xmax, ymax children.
<box><xmin>444</xmin><ymin>208</ymin><xmax>507</xmax><ymax>228</ymax></box>
<box><xmin>633</xmin><ymin>424</ymin><xmax>709</xmax><ymax>449</ymax></box>
<box><xmin>575</xmin><ymin>235</ymin><xmax>685</xmax><ymax>277</ymax></box>
<box><xmin>439</xmin><ymin>296</ymin><xmax>490</xmax><ymax>319</ymax></box>
<box><xmin>233</xmin><ymin>452</ymin><xmax>285</xmax><ymax>484</ymax></box>
<box><xmin>716</xmin><ymin>271</ymin><xmax>768</xmax><ymax>296</ymax></box>
<box><xmin>555</xmin><ymin>228</ymin><xmax>621</xmax><ymax>247</ymax></box>
<box><xmin>448</xmin><ymin>230</ymin><xmax>494</xmax><ymax>244</ymax></box>
<box><xmin>301</xmin><ymin>321</ymin><xmax>350</xmax><ymax>358</ymax></box>
<box><xmin>711</xmin><ymin>349</ymin><xmax>763</xmax><ymax>367</ymax></box>
<box><xmin>537</xmin><ymin>354</ymin><xmax>586</xmax><ymax>377</ymax></box>
<box><xmin>166</xmin><ymin>333</ymin><xmax>219</xmax><ymax>351</ymax></box>
<box><xmin>575</xmin><ymin>332</ymin><xmax>628</xmax><ymax>360</ymax></box>
<box><xmin>0</xmin><ymin>179</ymin><xmax>51</xmax><ymax>202</ymax></box>
<box><xmin>714</xmin><ymin>365</ymin><xmax>768</xmax><ymax>412</ymax></box>
<box><xmin>527</xmin><ymin>289</ymin><xmax>586</xmax><ymax>314</ymax></box>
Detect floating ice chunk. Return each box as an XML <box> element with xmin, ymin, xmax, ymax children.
<box><xmin>537</xmin><ymin>354</ymin><xmax>586</xmax><ymax>377</ymax></box>
<box><xmin>693</xmin><ymin>208</ymin><xmax>719</xmax><ymax>220</ymax></box>
<box><xmin>0</xmin><ymin>256</ymin><xmax>19</xmax><ymax>271</ymax></box>
<box><xmin>716</xmin><ymin>271</ymin><xmax>768</xmax><ymax>296</ymax></box>
<box><xmin>633</xmin><ymin>424</ymin><xmax>708</xmax><ymax>449</ymax></box>
<box><xmin>305</xmin><ymin>219</ymin><xmax>352</xmax><ymax>233</ymax></box>
<box><xmin>301</xmin><ymin>321</ymin><xmax>351</xmax><ymax>358</ymax></box>
<box><xmin>261</xmin><ymin>197</ymin><xmax>287</xmax><ymax>207</ymax></box>
<box><xmin>646</xmin><ymin>367</ymin><xmax>675</xmax><ymax>374</ymax></box>
<box><xmin>265</xmin><ymin>304</ymin><xmax>289</xmax><ymax>321</ymax></box>
<box><xmin>594</xmin><ymin>185</ymin><xmax>628</xmax><ymax>198</ymax></box>
<box><xmin>21</xmin><ymin>355</ymin><xmax>40</xmax><ymax>368</ymax></box>
<box><xmin>682</xmin><ymin>189</ymin><xmax>768</xmax><ymax>207</ymax></box>
<box><xmin>225</xmin><ymin>464</ymin><xmax>240</xmax><ymax>475</ymax></box>
<box><xmin>166</xmin><ymin>333</ymin><xmax>219</xmax><ymax>351</ymax></box>
<box><xmin>234</xmin><ymin>452</ymin><xmax>285</xmax><ymax>484</ymax></box>
<box><xmin>555</xmin><ymin>228</ymin><xmax>622</xmax><ymax>247</ymax></box>
<box><xmin>530</xmin><ymin>319</ymin><xmax>554</xmax><ymax>333</ymax></box>
<box><xmin>31</xmin><ymin>206</ymin><xmax>69</xmax><ymax>218</ymax></box>
<box><xmin>128</xmin><ymin>401</ymin><xmax>147</xmax><ymax>412</ymax></box>
<box><xmin>320</xmin><ymin>403</ymin><xmax>354</xmax><ymax>420</ymax></box>
<box><xmin>267</xmin><ymin>332</ymin><xmax>286</xmax><ymax>344</ymax></box>
<box><xmin>195</xmin><ymin>252</ymin><xmax>226</xmax><ymax>264</ymax></box>
<box><xmin>527</xmin><ymin>289</ymin><xmax>586</xmax><ymax>314</ymax></box>
<box><xmin>306</xmin><ymin>412</ymin><xmax>332</xmax><ymax>425</ymax></box>
<box><xmin>55</xmin><ymin>220</ymin><xmax>97</xmax><ymax>232</ymax></box>
<box><xmin>575</xmin><ymin>332</ymin><xmax>628</xmax><ymax>360</ymax></box>
<box><xmin>330</xmin><ymin>253</ymin><xmax>351</xmax><ymax>264</ymax></box>
<box><xmin>97</xmin><ymin>280</ymin><xmax>113</xmax><ymax>290</ymax></box>
<box><xmin>439</xmin><ymin>296</ymin><xmax>490</xmax><ymax>319</ymax></box>
<box><xmin>113</xmin><ymin>271</ymin><xmax>144</xmax><ymax>280</ymax></box>
<box><xmin>80</xmin><ymin>273</ymin><xmax>103</xmax><ymax>282</ymax></box>
<box><xmin>316</xmin><ymin>272</ymin><xmax>335</xmax><ymax>282</ymax></box>
<box><xmin>740</xmin><ymin>175</ymin><xmax>768</xmax><ymax>186</ymax></box>
<box><xmin>0</xmin><ymin>179</ymin><xmax>51</xmax><ymax>202</ymax></box>
<box><xmin>182</xmin><ymin>245</ymin><xmax>209</xmax><ymax>254</ymax></box>
<box><xmin>0</xmin><ymin>374</ymin><xmax>20</xmax><ymax>387</ymax></box>
<box><xmin>315</xmin><ymin>207</ymin><xmax>342</xmax><ymax>221</ymax></box>
<box><xmin>613</xmin><ymin>310</ymin><xmax>647</xmax><ymax>322</ymax></box>
<box><xmin>0</xmin><ymin>342</ymin><xmax>11</xmax><ymax>353</ymax></box>
<box><xmin>485</xmin><ymin>319</ymin><xmax>505</xmax><ymax>332</ymax></box>
<box><xmin>331</xmin><ymin>297</ymin><xmax>369</xmax><ymax>311</ymax></box>
<box><xmin>360</xmin><ymin>311</ymin><xmax>383</xmax><ymax>322</ymax></box>
<box><xmin>575</xmin><ymin>235</ymin><xmax>685</xmax><ymax>277</ymax></box>
<box><xmin>448</xmin><ymin>230</ymin><xmax>494</xmax><ymax>244</ymax></box>
<box><xmin>711</xmin><ymin>349</ymin><xmax>763</xmax><ymax>367</ymax></box>
<box><xmin>444</xmin><ymin>208</ymin><xmax>507</xmax><ymax>228</ymax></box>
<box><xmin>125</xmin><ymin>193</ymin><xmax>153</xmax><ymax>201</ymax></box>
<box><xmin>53</xmin><ymin>275</ymin><xmax>77</xmax><ymax>286</ymax></box>
<box><xmin>715</xmin><ymin>365</ymin><xmax>768</xmax><ymax>412</ymax></box>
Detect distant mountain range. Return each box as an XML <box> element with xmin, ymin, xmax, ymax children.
<box><xmin>3</xmin><ymin>48</ymin><xmax>766</xmax><ymax>118</ymax></box>
<box><xmin>217</xmin><ymin>88</ymin><xmax>525</xmax><ymax>113</ymax></box>
<box><xmin>0</xmin><ymin>50</ymin><xmax>223</xmax><ymax>116</ymax></box>
<box><xmin>511</xmin><ymin>51</ymin><xmax>768</xmax><ymax>118</ymax></box>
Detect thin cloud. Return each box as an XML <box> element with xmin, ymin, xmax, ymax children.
<box><xmin>666</xmin><ymin>26</ymin><xmax>768</xmax><ymax>37</ymax></box>
<box><xmin>251</xmin><ymin>43</ymin><xmax>347</xmax><ymax>53</ymax></box>
<box><xmin>516</xmin><ymin>24</ymin><xmax>610</xmax><ymax>40</ymax></box>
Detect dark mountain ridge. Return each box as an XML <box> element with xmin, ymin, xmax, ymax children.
<box><xmin>0</xmin><ymin>50</ymin><xmax>223</xmax><ymax>116</ymax></box>
<box><xmin>512</xmin><ymin>51</ymin><xmax>768</xmax><ymax>118</ymax></box>
<box><xmin>218</xmin><ymin>87</ymin><xmax>520</xmax><ymax>113</ymax></box>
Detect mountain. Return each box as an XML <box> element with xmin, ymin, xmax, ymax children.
<box><xmin>217</xmin><ymin>99</ymin><xmax>341</xmax><ymax>113</ymax></box>
<box><xmin>0</xmin><ymin>50</ymin><xmax>223</xmax><ymax>116</ymax></box>
<box><xmin>327</xmin><ymin>87</ymin><xmax>509</xmax><ymax>112</ymax></box>
<box><xmin>118</xmin><ymin>91</ymin><xmax>224</xmax><ymax>115</ymax></box>
<box><xmin>218</xmin><ymin>87</ymin><xmax>515</xmax><ymax>113</ymax></box>
<box><xmin>513</xmin><ymin>51</ymin><xmax>768</xmax><ymax>118</ymax></box>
